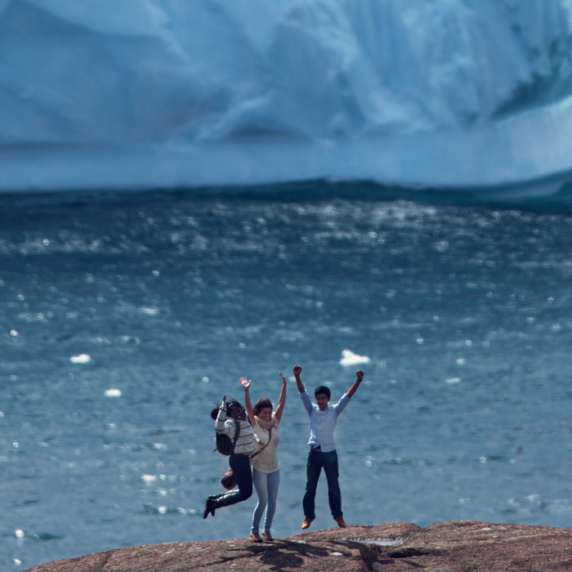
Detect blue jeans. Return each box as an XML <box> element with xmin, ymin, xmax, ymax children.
<box><xmin>251</xmin><ymin>468</ymin><xmax>280</xmax><ymax>532</ymax></box>
<box><xmin>213</xmin><ymin>454</ymin><xmax>253</xmax><ymax>509</ymax></box>
<box><xmin>303</xmin><ymin>449</ymin><xmax>342</xmax><ymax>519</ymax></box>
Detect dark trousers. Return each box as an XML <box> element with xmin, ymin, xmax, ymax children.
<box><xmin>303</xmin><ymin>449</ymin><xmax>342</xmax><ymax>519</ymax></box>
<box><xmin>214</xmin><ymin>454</ymin><xmax>253</xmax><ymax>509</ymax></box>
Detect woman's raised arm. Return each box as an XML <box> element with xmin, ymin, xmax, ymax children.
<box><xmin>275</xmin><ymin>372</ymin><xmax>287</xmax><ymax>422</ymax></box>
<box><xmin>240</xmin><ymin>377</ymin><xmax>255</xmax><ymax>426</ymax></box>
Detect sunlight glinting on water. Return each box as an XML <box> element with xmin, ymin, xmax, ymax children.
<box><xmin>1</xmin><ymin>190</ymin><xmax>572</xmax><ymax>569</ymax></box>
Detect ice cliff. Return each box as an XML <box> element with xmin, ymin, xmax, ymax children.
<box><xmin>2</xmin><ymin>0</ymin><xmax>572</xmax><ymax>194</ymax></box>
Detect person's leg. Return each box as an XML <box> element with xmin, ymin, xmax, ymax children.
<box><xmin>323</xmin><ymin>451</ymin><xmax>342</xmax><ymax>519</ymax></box>
<box><xmin>302</xmin><ymin>450</ymin><xmax>322</xmax><ymax>519</ymax></box>
<box><xmin>251</xmin><ymin>468</ymin><xmax>268</xmax><ymax>533</ymax></box>
<box><xmin>263</xmin><ymin>469</ymin><xmax>280</xmax><ymax>531</ymax></box>
<box><xmin>214</xmin><ymin>455</ymin><xmax>253</xmax><ymax>509</ymax></box>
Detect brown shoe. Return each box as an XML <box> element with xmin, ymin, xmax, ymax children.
<box><xmin>250</xmin><ymin>531</ymin><xmax>262</xmax><ymax>543</ymax></box>
<box><xmin>262</xmin><ymin>530</ymin><xmax>274</xmax><ymax>542</ymax></box>
<box><xmin>301</xmin><ymin>517</ymin><xmax>314</xmax><ymax>530</ymax></box>
<box><xmin>334</xmin><ymin>516</ymin><xmax>347</xmax><ymax>528</ymax></box>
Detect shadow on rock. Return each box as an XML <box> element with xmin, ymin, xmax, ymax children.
<box><xmin>243</xmin><ymin>540</ymin><xmax>334</xmax><ymax>572</ymax></box>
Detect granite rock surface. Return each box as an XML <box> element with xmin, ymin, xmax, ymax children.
<box><xmin>24</xmin><ymin>520</ymin><xmax>572</xmax><ymax>572</ymax></box>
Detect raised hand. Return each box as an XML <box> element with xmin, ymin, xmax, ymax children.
<box><xmin>356</xmin><ymin>370</ymin><xmax>364</xmax><ymax>381</ymax></box>
<box><xmin>241</xmin><ymin>379</ymin><xmax>254</xmax><ymax>425</ymax></box>
<box><xmin>279</xmin><ymin>372</ymin><xmax>287</xmax><ymax>385</ymax></box>
<box><xmin>293</xmin><ymin>364</ymin><xmax>305</xmax><ymax>393</ymax></box>
<box><xmin>221</xmin><ymin>395</ymin><xmax>226</xmax><ymax>406</ymax></box>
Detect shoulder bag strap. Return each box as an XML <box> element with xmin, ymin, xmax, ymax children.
<box><xmin>250</xmin><ymin>427</ymin><xmax>272</xmax><ymax>460</ymax></box>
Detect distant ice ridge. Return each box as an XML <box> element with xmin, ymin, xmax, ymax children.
<box><xmin>2</xmin><ymin>0</ymin><xmax>572</xmax><ymax>194</ymax></box>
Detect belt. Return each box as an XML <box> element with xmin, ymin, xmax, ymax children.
<box><xmin>310</xmin><ymin>445</ymin><xmax>322</xmax><ymax>452</ymax></box>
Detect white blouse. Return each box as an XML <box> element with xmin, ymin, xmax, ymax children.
<box><xmin>251</xmin><ymin>414</ymin><xmax>280</xmax><ymax>473</ymax></box>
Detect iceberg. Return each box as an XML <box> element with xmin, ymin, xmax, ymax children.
<box><xmin>340</xmin><ymin>349</ymin><xmax>371</xmax><ymax>366</ymax></box>
<box><xmin>2</xmin><ymin>0</ymin><xmax>572</xmax><ymax>195</ymax></box>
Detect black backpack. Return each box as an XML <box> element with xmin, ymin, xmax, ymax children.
<box><xmin>215</xmin><ymin>420</ymin><xmax>240</xmax><ymax>456</ymax></box>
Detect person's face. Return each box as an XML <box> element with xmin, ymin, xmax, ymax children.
<box><xmin>258</xmin><ymin>406</ymin><xmax>272</xmax><ymax>422</ymax></box>
<box><xmin>229</xmin><ymin>405</ymin><xmax>244</xmax><ymax>420</ymax></box>
<box><xmin>316</xmin><ymin>394</ymin><xmax>330</xmax><ymax>410</ymax></box>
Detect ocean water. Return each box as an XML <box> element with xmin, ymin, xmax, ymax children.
<box><xmin>1</xmin><ymin>184</ymin><xmax>572</xmax><ymax>570</ymax></box>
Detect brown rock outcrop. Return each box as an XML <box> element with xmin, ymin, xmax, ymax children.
<box><xmin>24</xmin><ymin>520</ymin><xmax>572</xmax><ymax>572</ymax></box>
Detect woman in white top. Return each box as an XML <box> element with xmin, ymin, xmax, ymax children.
<box><xmin>242</xmin><ymin>373</ymin><xmax>287</xmax><ymax>542</ymax></box>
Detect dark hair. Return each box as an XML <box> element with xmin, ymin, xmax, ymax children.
<box><xmin>210</xmin><ymin>399</ymin><xmax>245</xmax><ymax>420</ymax></box>
<box><xmin>226</xmin><ymin>400</ymin><xmax>244</xmax><ymax>415</ymax></box>
<box><xmin>314</xmin><ymin>386</ymin><xmax>331</xmax><ymax>400</ymax></box>
<box><xmin>253</xmin><ymin>396</ymin><xmax>273</xmax><ymax>416</ymax></box>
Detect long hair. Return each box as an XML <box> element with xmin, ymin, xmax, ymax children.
<box><xmin>253</xmin><ymin>396</ymin><xmax>273</xmax><ymax>416</ymax></box>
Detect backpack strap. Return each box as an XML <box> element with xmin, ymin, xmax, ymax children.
<box><xmin>232</xmin><ymin>419</ymin><xmax>241</xmax><ymax>452</ymax></box>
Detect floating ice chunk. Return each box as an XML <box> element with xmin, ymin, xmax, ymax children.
<box><xmin>15</xmin><ymin>529</ymin><xmax>24</xmax><ymax>538</ymax></box>
<box><xmin>104</xmin><ymin>389</ymin><xmax>122</xmax><ymax>397</ymax></box>
<box><xmin>140</xmin><ymin>307</ymin><xmax>159</xmax><ymax>315</ymax></box>
<box><xmin>70</xmin><ymin>354</ymin><xmax>91</xmax><ymax>364</ymax></box>
<box><xmin>446</xmin><ymin>377</ymin><xmax>461</xmax><ymax>385</ymax></box>
<box><xmin>340</xmin><ymin>349</ymin><xmax>370</xmax><ymax>366</ymax></box>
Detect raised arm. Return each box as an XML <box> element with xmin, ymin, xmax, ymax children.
<box><xmin>275</xmin><ymin>372</ymin><xmax>288</xmax><ymax>422</ymax></box>
<box><xmin>240</xmin><ymin>377</ymin><xmax>255</xmax><ymax>426</ymax></box>
<box><xmin>346</xmin><ymin>370</ymin><xmax>365</xmax><ymax>398</ymax></box>
<box><xmin>293</xmin><ymin>364</ymin><xmax>305</xmax><ymax>393</ymax></box>
<box><xmin>215</xmin><ymin>395</ymin><xmax>230</xmax><ymax>434</ymax></box>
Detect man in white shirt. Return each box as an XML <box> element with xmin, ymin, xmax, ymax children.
<box><xmin>294</xmin><ymin>364</ymin><xmax>365</xmax><ymax>529</ymax></box>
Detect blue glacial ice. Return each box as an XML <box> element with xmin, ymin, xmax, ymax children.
<box><xmin>2</xmin><ymin>0</ymin><xmax>572</xmax><ymax>194</ymax></box>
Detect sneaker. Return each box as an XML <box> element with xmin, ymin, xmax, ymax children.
<box><xmin>250</xmin><ymin>531</ymin><xmax>262</xmax><ymax>543</ymax></box>
<box><xmin>334</xmin><ymin>515</ymin><xmax>347</xmax><ymax>528</ymax></box>
<box><xmin>262</xmin><ymin>530</ymin><xmax>274</xmax><ymax>542</ymax></box>
<box><xmin>301</xmin><ymin>517</ymin><xmax>314</xmax><ymax>530</ymax></box>
<box><xmin>202</xmin><ymin>498</ymin><xmax>216</xmax><ymax>519</ymax></box>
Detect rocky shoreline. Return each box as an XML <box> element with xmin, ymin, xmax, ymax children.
<box><xmin>24</xmin><ymin>520</ymin><xmax>572</xmax><ymax>572</ymax></box>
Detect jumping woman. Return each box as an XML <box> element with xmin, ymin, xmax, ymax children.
<box><xmin>203</xmin><ymin>378</ymin><xmax>256</xmax><ymax>519</ymax></box>
<box><xmin>242</xmin><ymin>373</ymin><xmax>287</xmax><ymax>542</ymax></box>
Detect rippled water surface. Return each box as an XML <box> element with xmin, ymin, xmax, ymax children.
<box><xmin>1</xmin><ymin>186</ymin><xmax>572</xmax><ymax>570</ymax></box>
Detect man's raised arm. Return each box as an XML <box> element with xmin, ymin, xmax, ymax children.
<box><xmin>295</xmin><ymin>364</ymin><xmax>314</xmax><ymax>415</ymax></box>
<box><xmin>293</xmin><ymin>364</ymin><xmax>305</xmax><ymax>393</ymax></box>
<box><xmin>346</xmin><ymin>370</ymin><xmax>365</xmax><ymax>398</ymax></box>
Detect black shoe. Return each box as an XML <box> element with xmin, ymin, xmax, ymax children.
<box><xmin>203</xmin><ymin>498</ymin><xmax>216</xmax><ymax>519</ymax></box>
